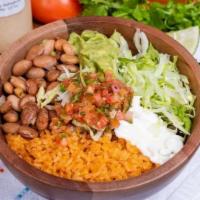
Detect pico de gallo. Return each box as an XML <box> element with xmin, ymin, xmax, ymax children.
<box><xmin>53</xmin><ymin>72</ymin><xmax>133</xmax><ymax>137</ymax></box>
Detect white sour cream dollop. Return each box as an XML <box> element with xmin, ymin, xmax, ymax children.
<box><xmin>115</xmin><ymin>96</ymin><xmax>184</xmax><ymax>164</ymax></box>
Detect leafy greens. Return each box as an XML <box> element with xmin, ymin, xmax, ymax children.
<box><xmin>80</xmin><ymin>0</ymin><xmax>200</xmax><ymax>32</ymax></box>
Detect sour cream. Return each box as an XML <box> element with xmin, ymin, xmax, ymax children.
<box><xmin>115</xmin><ymin>96</ymin><xmax>184</xmax><ymax>164</ymax></box>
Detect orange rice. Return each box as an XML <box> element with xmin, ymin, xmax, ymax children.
<box><xmin>6</xmin><ymin>130</ymin><xmax>155</xmax><ymax>182</ymax></box>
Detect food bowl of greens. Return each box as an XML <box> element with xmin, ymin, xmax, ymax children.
<box><xmin>0</xmin><ymin>16</ymin><xmax>200</xmax><ymax>200</ymax></box>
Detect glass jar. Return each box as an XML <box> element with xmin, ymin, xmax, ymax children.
<box><xmin>0</xmin><ymin>0</ymin><xmax>33</xmax><ymax>53</ymax></box>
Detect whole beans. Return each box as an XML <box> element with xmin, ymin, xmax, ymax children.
<box><xmin>0</xmin><ymin>101</ymin><xmax>12</xmax><ymax>113</ymax></box>
<box><xmin>21</xmin><ymin>102</ymin><xmax>38</xmax><ymax>125</ymax></box>
<box><xmin>60</xmin><ymin>54</ymin><xmax>79</xmax><ymax>65</ymax></box>
<box><xmin>48</xmin><ymin>110</ymin><xmax>57</xmax><ymax>121</ymax></box>
<box><xmin>26</xmin><ymin>67</ymin><xmax>46</xmax><ymax>79</ymax></box>
<box><xmin>19</xmin><ymin>95</ymin><xmax>36</xmax><ymax>109</ymax></box>
<box><xmin>7</xmin><ymin>95</ymin><xmax>20</xmax><ymax>111</ymax></box>
<box><xmin>18</xmin><ymin>126</ymin><xmax>38</xmax><ymax>139</ymax></box>
<box><xmin>3</xmin><ymin>110</ymin><xmax>18</xmax><ymax>123</ymax></box>
<box><xmin>12</xmin><ymin>60</ymin><xmax>32</xmax><ymax>76</ymax></box>
<box><xmin>10</xmin><ymin>76</ymin><xmax>27</xmax><ymax>91</ymax></box>
<box><xmin>14</xmin><ymin>87</ymin><xmax>25</xmax><ymax>98</ymax></box>
<box><xmin>46</xmin><ymin>81</ymin><xmax>58</xmax><ymax>91</ymax></box>
<box><xmin>46</xmin><ymin>69</ymin><xmax>60</xmax><ymax>82</ymax></box>
<box><xmin>26</xmin><ymin>79</ymin><xmax>38</xmax><ymax>95</ymax></box>
<box><xmin>1</xmin><ymin>123</ymin><xmax>20</xmax><ymax>134</ymax></box>
<box><xmin>36</xmin><ymin>108</ymin><xmax>49</xmax><ymax>131</ymax></box>
<box><xmin>55</xmin><ymin>38</ymin><xmax>67</xmax><ymax>51</ymax></box>
<box><xmin>35</xmin><ymin>78</ymin><xmax>47</xmax><ymax>88</ymax></box>
<box><xmin>63</xmin><ymin>43</ymin><xmax>75</xmax><ymax>55</ymax></box>
<box><xmin>3</xmin><ymin>82</ymin><xmax>13</xmax><ymax>94</ymax></box>
<box><xmin>33</xmin><ymin>55</ymin><xmax>57</xmax><ymax>70</ymax></box>
<box><xmin>26</xmin><ymin>44</ymin><xmax>44</xmax><ymax>60</ymax></box>
<box><xmin>43</xmin><ymin>39</ymin><xmax>55</xmax><ymax>55</ymax></box>
<box><xmin>1</xmin><ymin>36</ymin><xmax>82</xmax><ymax>139</ymax></box>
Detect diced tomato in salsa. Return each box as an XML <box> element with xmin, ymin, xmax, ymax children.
<box><xmin>58</xmin><ymin>72</ymin><xmax>133</xmax><ymax>134</ymax></box>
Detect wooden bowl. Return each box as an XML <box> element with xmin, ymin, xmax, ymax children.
<box><xmin>0</xmin><ymin>17</ymin><xmax>200</xmax><ymax>200</ymax></box>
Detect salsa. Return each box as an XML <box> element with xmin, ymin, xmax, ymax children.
<box><xmin>54</xmin><ymin>72</ymin><xmax>133</xmax><ymax>135</ymax></box>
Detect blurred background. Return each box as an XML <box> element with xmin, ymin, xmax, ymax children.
<box><xmin>0</xmin><ymin>0</ymin><xmax>199</xmax><ymax>62</ymax></box>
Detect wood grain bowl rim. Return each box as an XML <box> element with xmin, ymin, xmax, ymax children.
<box><xmin>0</xmin><ymin>16</ymin><xmax>200</xmax><ymax>192</ymax></box>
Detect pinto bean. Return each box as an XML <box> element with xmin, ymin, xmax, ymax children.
<box><xmin>46</xmin><ymin>69</ymin><xmax>60</xmax><ymax>82</ymax></box>
<box><xmin>3</xmin><ymin>82</ymin><xmax>14</xmax><ymax>94</ymax></box>
<box><xmin>0</xmin><ymin>100</ymin><xmax>12</xmax><ymax>113</ymax></box>
<box><xmin>63</xmin><ymin>43</ymin><xmax>75</xmax><ymax>55</ymax></box>
<box><xmin>56</xmin><ymin>64</ymin><xmax>67</xmax><ymax>71</ymax></box>
<box><xmin>3</xmin><ymin>110</ymin><xmax>19</xmax><ymax>123</ymax></box>
<box><xmin>49</xmin><ymin>66</ymin><xmax>57</xmax><ymax>70</ymax></box>
<box><xmin>33</xmin><ymin>55</ymin><xmax>57</xmax><ymax>70</ymax></box>
<box><xmin>26</xmin><ymin>79</ymin><xmax>38</xmax><ymax>95</ymax></box>
<box><xmin>26</xmin><ymin>67</ymin><xmax>45</xmax><ymax>79</ymax></box>
<box><xmin>14</xmin><ymin>87</ymin><xmax>25</xmax><ymax>98</ymax></box>
<box><xmin>60</xmin><ymin>54</ymin><xmax>79</xmax><ymax>65</ymax></box>
<box><xmin>35</xmin><ymin>78</ymin><xmax>47</xmax><ymax>88</ymax></box>
<box><xmin>0</xmin><ymin>95</ymin><xmax>6</xmax><ymax>105</ymax></box>
<box><xmin>1</xmin><ymin>123</ymin><xmax>20</xmax><ymax>134</ymax></box>
<box><xmin>26</xmin><ymin>44</ymin><xmax>44</xmax><ymax>60</ymax></box>
<box><xmin>55</xmin><ymin>38</ymin><xmax>67</xmax><ymax>51</ymax></box>
<box><xmin>7</xmin><ymin>95</ymin><xmax>20</xmax><ymax>111</ymax></box>
<box><xmin>48</xmin><ymin>110</ymin><xmax>57</xmax><ymax>121</ymax></box>
<box><xmin>19</xmin><ymin>126</ymin><xmax>38</xmax><ymax>139</ymax></box>
<box><xmin>46</xmin><ymin>81</ymin><xmax>58</xmax><ymax>91</ymax></box>
<box><xmin>12</xmin><ymin>60</ymin><xmax>32</xmax><ymax>76</ymax></box>
<box><xmin>21</xmin><ymin>102</ymin><xmax>38</xmax><ymax>125</ymax></box>
<box><xmin>10</xmin><ymin>76</ymin><xmax>26</xmax><ymax>91</ymax></box>
<box><xmin>19</xmin><ymin>95</ymin><xmax>36</xmax><ymax>109</ymax></box>
<box><xmin>43</xmin><ymin>39</ymin><xmax>55</xmax><ymax>55</ymax></box>
<box><xmin>36</xmin><ymin>108</ymin><xmax>49</xmax><ymax>131</ymax></box>
<box><xmin>55</xmin><ymin>51</ymin><xmax>62</xmax><ymax>60</ymax></box>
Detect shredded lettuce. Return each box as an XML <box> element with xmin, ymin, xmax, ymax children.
<box><xmin>72</xmin><ymin>120</ymin><xmax>103</xmax><ymax>141</ymax></box>
<box><xmin>37</xmin><ymin>86</ymin><xmax>60</xmax><ymax>108</ymax></box>
<box><xmin>119</xmin><ymin>44</ymin><xmax>195</xmax><ymax>134</ymax></box>
<box><xmin>57</xmin><ymin>66</ymin><xmax>75</xmax><ymax>81</ymax></box>
<box><xmin>111</xmin><ymin>31</ymin><xmax>132</xmax><ymax>59</ymax></box>
<box><xmin>69</xmin><ymin>30</ymin><xmax>195</xmax><ymax>135</ymax></box>
<box><xmin>57</xmin><ymin>91</ymin><xmax>71</xmax><ymax>107</ymax></box>
<box><xmin>36</xmin><ymin>86</ymin><xmax>45</xmax><ymax>107</ymax></box>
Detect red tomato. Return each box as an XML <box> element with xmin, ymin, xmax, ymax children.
<box><xmin>65</xmin><ymin>103</ymin><xmax>74</xmax><ymax>115</ymax></box>
<box><xmin>94</xmin><ymin>92</ymin><xmax>103</xmax><ymax>106</ymax></box>
<box><xmin>31</xmin><ymin>0</ymin><xmax>81</xmax><ymax>24</ymax></box>
<box><xmin>101</xmin><ymin>89</ymin><xmax>109</xmax><ymax>97</ymax></box>
<box><xmin>96</xmin><ymin>116</ymin><xmax>109</xmax><ymax>130</ymax></box>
